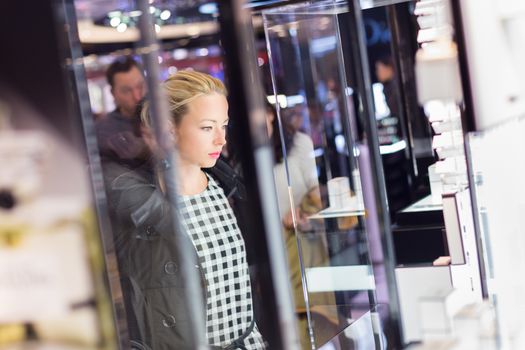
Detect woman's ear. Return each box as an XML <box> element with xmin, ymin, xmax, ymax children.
<box><xmin>168</xmin><ymin>122</ymin><xmax>178</xmax><ymax>145</ymax></box>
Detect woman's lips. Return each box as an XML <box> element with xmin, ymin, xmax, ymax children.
<box><xmin>208</xmin><ymin>152</ymin><xmax>221</xmax><ymax>159</ymax></box>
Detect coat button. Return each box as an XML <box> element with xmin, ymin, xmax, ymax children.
<box><xmin>145</xmin><ymin>226</ymin><xmax>156</xmax><ymax>236</ymax></box>
<box><xmin>164</xmin><ymin>261</ymin><xmax>178</xmax><ymax>275</ymax></box>
<box><xmin>162</xmin><ymin>315</ymin><xmax>176</xmax><ymax>328</ymax></box>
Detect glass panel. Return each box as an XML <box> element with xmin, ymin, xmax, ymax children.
<box><xmin>263</xmin><ymin>2</ymin><xmax>386</xmax><ymax>349</ymax></box>
<box><xmin>0</xmin><ymin>2</ymin><xmax>117</xmax><ymax>349</ymax></box>
<box><xmin>62</xmin><ymin>0</ymin><xmax>296</xmax><ymax>349</ymax></box>
<box><xmin>362</xmin><ymin>3</ymin><xmax>435</xmax><ymax>220</ymax></box>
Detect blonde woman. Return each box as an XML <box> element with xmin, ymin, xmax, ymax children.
<box><xmin>104</xmin><ymin>71</ymin><xmax>265</xmax><ymax>349</ymax></box>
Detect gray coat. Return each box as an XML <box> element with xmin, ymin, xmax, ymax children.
<box><xmin>103</xmin><ymin>159</ymin><xmax>248</xmax><ymax>350</ymax></box>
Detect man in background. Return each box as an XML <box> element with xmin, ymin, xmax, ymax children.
<box><xmin>95</xmin><ymin>56</ymin><xmax>148</xmax><ymax>167</ymax></box>
<box><xmin>375</xmin><ymin>55</ymin><xmax>400</xmax><ymax>118</ymax></box>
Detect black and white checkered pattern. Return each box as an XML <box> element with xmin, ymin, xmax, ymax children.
<box><xmin>179</xmin><ymin>174</ymin><xmax>265</xmax><ymax>349</ymax></box>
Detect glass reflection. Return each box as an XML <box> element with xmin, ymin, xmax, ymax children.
<box><xmin>263</xmin><ymin>2</ymin><xmax>384</xmax><ymax>349</ymax></box>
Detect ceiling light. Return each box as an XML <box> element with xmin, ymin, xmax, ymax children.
<box><xmin>197</xmin><ymin>48</ymin><xmax>209</xmax><ymax>56</ymax></box>
<box><xmin>160</xmin><ymin>10</ymin><xmax>171</xmax><ymax>20</ymax></box>
<box><xmin>199</xmin><ymin>3</ymin><xmax>217</xmax><ymax>15</ymax></box>
<box><xmin>108</xmin><ymin>11</ymin><xmax>122</xmax><ymax>18</ymax></box>
<box><xmin>110</xmin><ymin>17</ymin><xmax>121</xmax><ymax>27</ymax></box>
<box><xmin>173</xmin><ymin>49</ymin><xmax>188</xmax><ymax>60</ymax></box>
<box><xmin>116</xmin><ymin>23</ymin><xmax>127</xmax><ymax>32</ymax></box>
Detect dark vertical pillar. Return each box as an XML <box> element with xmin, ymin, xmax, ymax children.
<box><xmin>217</xmin><ymin>1</ymin><xmax>301</xmax><ymax>349</ymax></box>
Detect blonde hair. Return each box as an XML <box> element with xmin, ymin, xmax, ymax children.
<box><xmin>141</xmin><ymin>70</ymin><xmax>227</xmax><ymax>127</ymax></box>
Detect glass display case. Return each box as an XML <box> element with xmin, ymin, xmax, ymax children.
<box><xmin>262</xmin><ymin>1</ymin><xmax>401</xmax><ymax>348</ymax></box>
<box><xmin>58</xmin><ymin>0</ymin><xmax>301</xmax><ymax>349</ymax></box>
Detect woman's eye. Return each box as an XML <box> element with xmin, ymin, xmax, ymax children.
<box><xmin>201</xmin><ymin>126</ymin><xmax>212</xmax><ymax>131</ymax></box>
<box><xmin>222</xmin><ymin>124</ymin><xmax>228</xmax><ymax>130</ymax></box>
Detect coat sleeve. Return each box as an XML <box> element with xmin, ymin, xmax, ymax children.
<box><xmin>103</xmin><ymin>164</ymin><xmax>200</xmax><ymax>349</ymax></box>
<box><xmin>109</xmin><ymin>169</ymin><xmax>176</xmax><ymax>240</ymax></box>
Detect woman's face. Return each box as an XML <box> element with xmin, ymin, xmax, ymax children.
<box><xmin>174</xmin><ymin>93</ymin><xmax>229</xmax><ymax>169</ymax></box>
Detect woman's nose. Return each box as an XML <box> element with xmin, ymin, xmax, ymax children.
<box><xmin>214</xmin><ymin>129</ymin><xmax>226</xmax><ymax>145</ymax></box>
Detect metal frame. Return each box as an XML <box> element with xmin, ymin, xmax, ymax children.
<box><xmin>55</xmin><ymin>1</ymin><xmax>128</xmax><ymax>348</ymax></box>
<box><xmin>217</xmin><ymin>1</ymin><xmax>301</xmax><ymax>349</ymax></box>
<box><xmin>346</xmin><ymin>0</ymin><xmax>404</xmax><ymax>346</ymax></box>
<box><xmin>450</xmin><ymin>0</ymin><xmax>488</xmax><ymax>299</ymax></box>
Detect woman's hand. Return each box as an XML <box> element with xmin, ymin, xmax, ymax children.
<box><xmin>282</xmin><ymin>207</ymin><xmax>307</xmax><ymax>230</ymax></box>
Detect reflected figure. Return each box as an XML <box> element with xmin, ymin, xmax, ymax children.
<box><xmin>375</xmin><ymin>55</ymin><xmax>398</xmax><ymax>118</ymax></box>
<box><xmin>103</xmin><ymin>72</ymin><xmax>265</xmax><ymax>349</ymax></box>
<box><xmin>96</xmin><ymin>56</ymin><xmax>148</xmax><ymax>168</ymax></box>
<box><xmin>266</xmin><ymin>103</ymin><xmax>338</xmax><ymax>349</ymax></box>
<box><xmin>374</xmin><ymin>55</ymin><xmax>402</xmax><ymax>144</ymax></box>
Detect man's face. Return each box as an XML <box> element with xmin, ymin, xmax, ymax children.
<box><xmin>375</xmin><ymin>62</ymin><xmax>394</xmax><ymax>83</ymax></box>
<box><xmin>111</xmin><ymin>66</ymin><xmax>146</xmax><ymax>117</ymax></box>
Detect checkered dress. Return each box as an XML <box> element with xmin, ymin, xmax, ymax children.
<box><xmin>179</xmin><ymin>174</ymin><xmax>266</xmax><ymax>349</ymax></box>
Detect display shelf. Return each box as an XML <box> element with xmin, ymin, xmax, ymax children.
<box><xmin>308</xmin><ymin>205</ymin><xmax>366</xmax><ymax>220</ymax></box>
<box><xmin>306</xmin><ymin>265</ymin><xmax>375</xmax><ymax>292</ymax></box>
<box><xmin>400</xmin><ymin>194</ymin><xmax>443</xmax><ymax>213</ymax></box>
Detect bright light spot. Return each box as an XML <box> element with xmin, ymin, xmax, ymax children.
<box><xmin>110</xmin><ymin>17</ymin><xmax>121</xmax><ymax>27</ymax></box>
<box><xmin>129</xmin><ymin>10</ymin><xmax>142</xmax><ymax>17</ymax></box>
<box><xmin>168</xmin><ymin>66</ymin><xmax>178</xmax><ymax>75</ymax></box>
<box><xmin>380</xmin><ymin>140</ymin><xmax>407</xmax><ymax>154</ymax></box>
<box><xmin>155</xmin><ymin>24</ymin><xmax>161</xmax><ymax>33</ymax></box>
<box><xmin>108</xmin><ymin>11</ymin><xmax>121</xmax><ymax>18</ymax></box>
<box><xmin>116</xmin><ymin>23</ymin><xmax>127</xmax><ymax>32</ymax></box>
<box><xmin>267</xmin><ymin>94</ymin><xmax>287</xmax><ymax>108</ymax></box>
<box><xmin>149</xmin><ymin>6</ymin><xmax>156</xmax><ymax>14</ymax></box>
<box><xmin>199</xmin><ymin>3</ymin><xmax>218</xmax><ymax>15</ymax></box>
<box><xmin>335</xmin><ymin>135</ymin><xmax>346</xmax><ymax>153</ymax></box>
<box><xmin>257</xmin><ymin>57</ymin><xmax>265</xmax><ymax>66</ymax></box>
<box><xmin>286</xmin><ymin>95</ymin><xmax>305</xmax><ymax>106</ymax></box>
<box><xmin>158</xmin><ymin>56</ymin><xmax>163</xmax><ymax>64</ymax></box>
<box><xmin>160</xmin><ymin>10</ymin><xmax>171</xmax><ymax>20</ymax></box>
<box><xmin>197</xmin><ymin>48</ymin><xmax>209</xmax><ymax>57</ymax></box>
<box><xmin>173</xmin><ymin>49</ymin><xmax>188</xmax><ymax>60</ymax></box>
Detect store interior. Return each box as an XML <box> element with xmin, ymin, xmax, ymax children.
<box><xmin>1</xmin><ymin>0</ymin><xmax>525</xmax><ymax>349</ymax></box>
